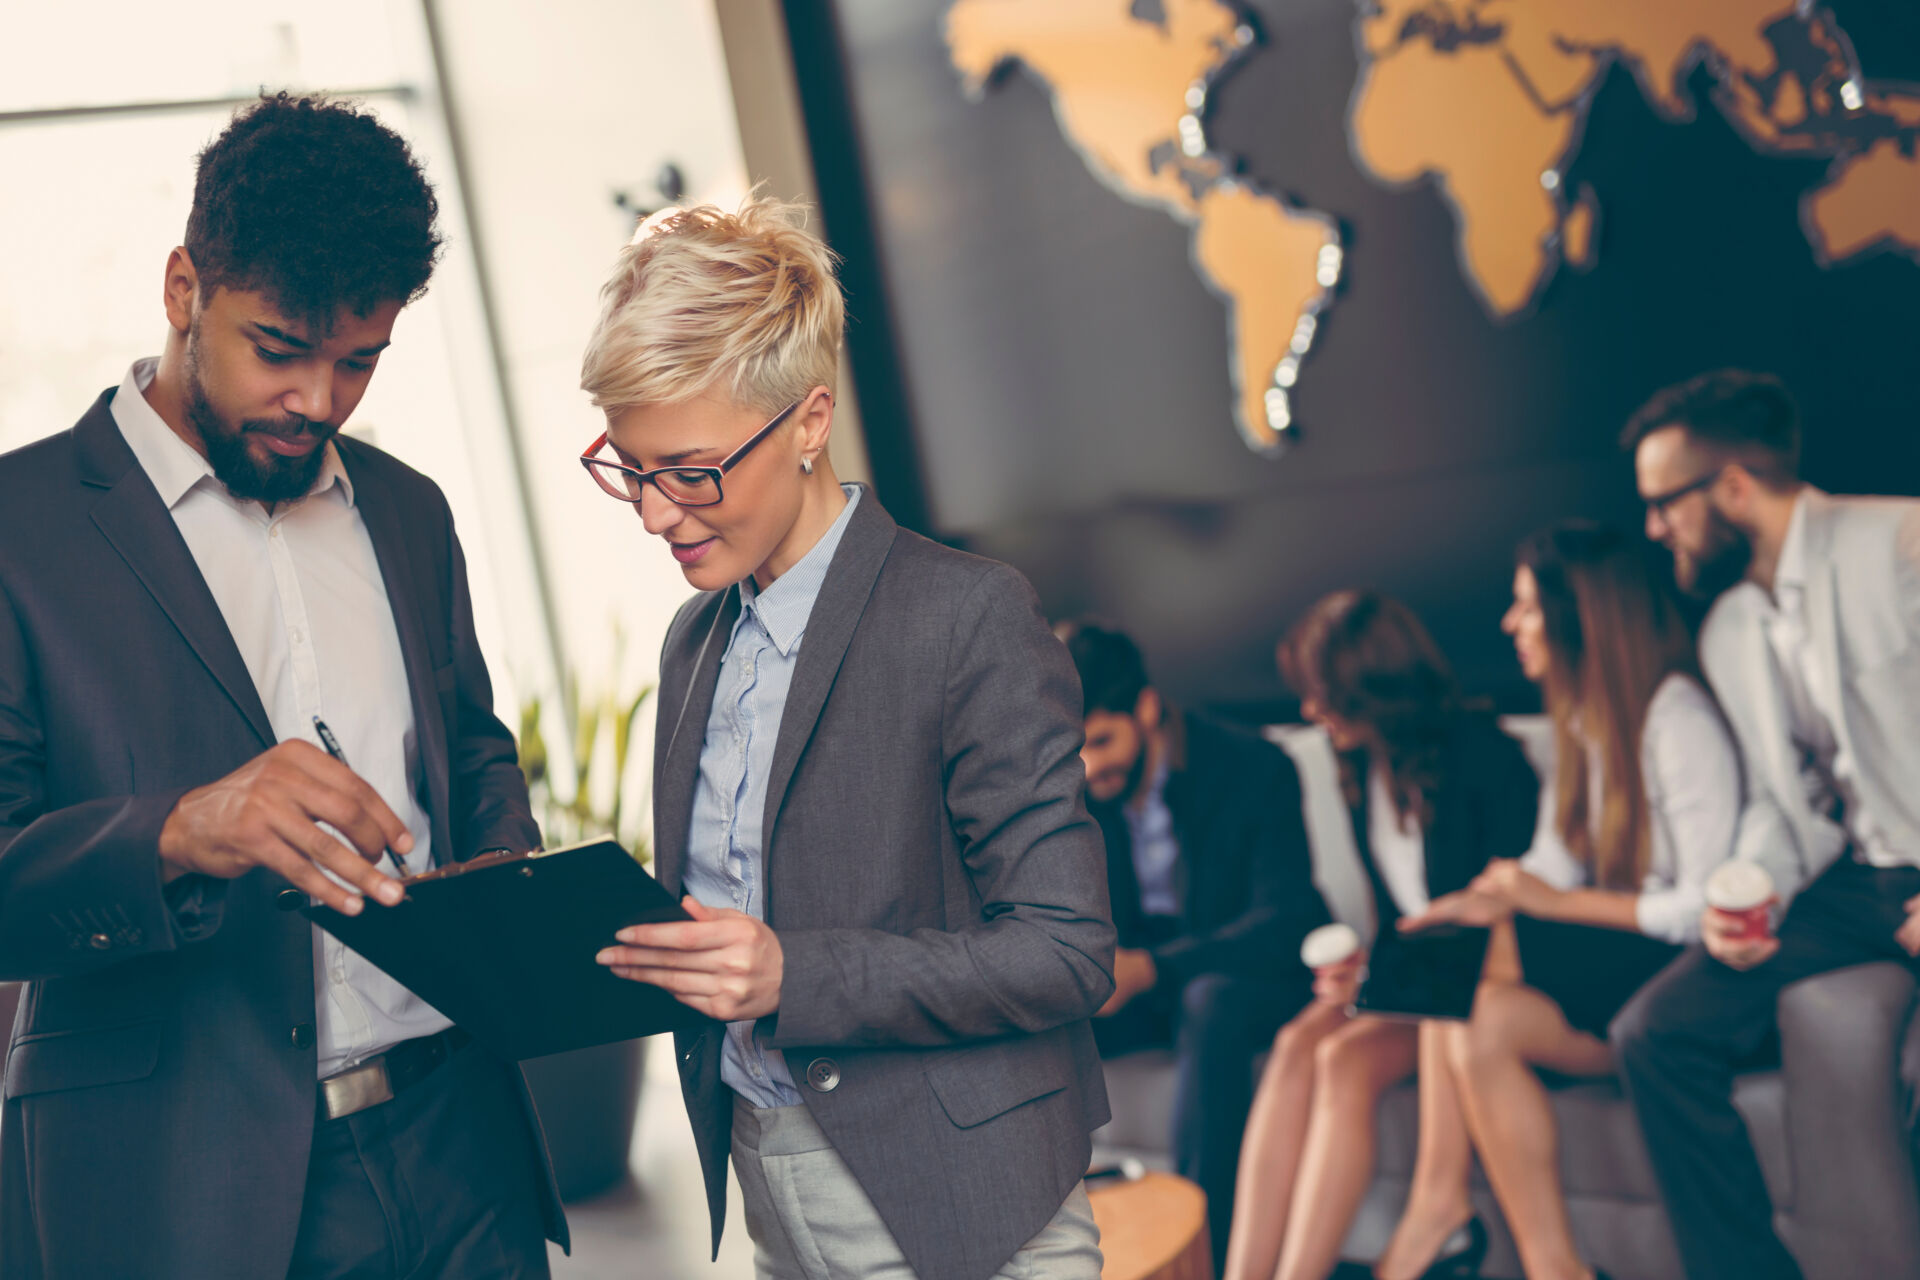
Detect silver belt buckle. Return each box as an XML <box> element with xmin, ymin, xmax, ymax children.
<box><xmin>321</xmin><ymin>1056</ymin><xmax>395</xmax><ymax>1120</ymax></box>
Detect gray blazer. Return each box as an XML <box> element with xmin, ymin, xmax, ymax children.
<box><xmin>0</xmin><ymin>391</ymin><xmax>565</xmax><ymax>1278</ymax></box>
<box><xmin>654</xmin><ymin>487</ymin><xmax>1115</xmax><ymax>1280</ymax></box>
<box><xmin>1699</xmin><ymin>488</ymin><xmax>1920</xmax><ymax>904</ymax></box>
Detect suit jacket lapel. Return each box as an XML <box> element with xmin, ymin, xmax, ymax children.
<box><xmin>78</xmin><ymin>393</ymin><xmax>276</xmax><ymax>751</ymax></box>
<box><xmin>1344</xmin><ymin>780</ymin><xmax>1395</xmax><ymax>938</ymax></box>
<box><xmin>759</xmin><ymin>494</ymin><xmax>897</xmax><ymax>900</ymax></box>
<box><xmin>1798</xmin><ymin>493</ymin><xmax>1855</xmax><ymax>773</ymax></box>
<box><xmin>1095</xmin><ymin>805</ymin><xmax>1144</xmax><ymax>942</ymax></box>
<box><xmin>1163</xmin><ymin>714</ymin><xmax>1194</xmax><ymax>920</ymax></box>
<box><xmin>336</xmin><ymin>443</ymin><xmax>451</xmax><ymax>862</ymax></box>
<box><xmin>1731</xmin><ymin>592</ymin><xmax>1806</xmax><ymax>842</ymax></box>
<box><xmin>654</xmin><ymin>589</ymin><xmax>741</xmax><ymax>897</ymax></box>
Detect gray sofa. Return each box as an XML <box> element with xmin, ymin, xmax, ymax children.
<box><xmin>1091</xmin><ymin>720</ymin><xmax>1920</xmax><ymax>1279</ymax></box>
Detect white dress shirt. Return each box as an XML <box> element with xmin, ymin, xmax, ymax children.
<box><xmin>1760</xmin><ymin>495</ymin><xmax>1897</xmax><ymax>867</ymax></box>
<box><xmin>1519</xmin><ymin>674</ymin><xmax>1741</xmax><ymax>942</ymax></box>
<box><xmin>112</xmin><ymin>359</ymin><xmax>444</xmax><ymax>1078</ymax></box>
<box><xmin>1366</xmin><ymin>763</ymin><xmax>1430</xmax><ymax>917</ymax></box>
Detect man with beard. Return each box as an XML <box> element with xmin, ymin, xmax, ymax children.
<box><xmin>1612</xmin><ymin>369</ymin><xmax>1920</xmax><ymax>1280</ymax></box>
<box><xmin>1055</xmin><ymin>620</ymin><xmax>1328</xmax><ymax>1268</ymax></box>
<box><xmin>0</xmin><ymin>94</ymin><xmax>564</xmax><ymax>1277</ymax></box>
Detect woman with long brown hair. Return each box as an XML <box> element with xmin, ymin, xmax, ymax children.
<box><xmin>1223</xmin><ymin>591</ymin><xmax>1538</xmax><ymax>1280</ymax></box>
<box><xmin>1373</xmin><ymin>522</ymin><xmax>1740</xmax><ymax>1280</ymax></box>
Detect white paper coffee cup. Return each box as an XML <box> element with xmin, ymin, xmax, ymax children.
<box><xmin>1300</xmin><ymin>922</ymin><xmax>1361</xmax><ymax>970</ymax></box>
<box><xmin>1705</xmin><ymin>862</ymin><xmax>1774</xmax><ymax>940</ymax></box>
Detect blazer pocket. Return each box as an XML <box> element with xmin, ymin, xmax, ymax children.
<box><xmin>924</xmin><ymin>1037</ymin><xmax>1069</xmax><ymax>1129</ymax></box>
<box><xmin>5</xmin><ymin>1020</ymin><xmax>161</xmax><ymax>1098</ymax></box>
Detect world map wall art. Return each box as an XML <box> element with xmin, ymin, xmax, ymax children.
<box><xmin>946</xmin><ymin>0</ymin><xmax>1920</xmax><ymax>456</ymax></box>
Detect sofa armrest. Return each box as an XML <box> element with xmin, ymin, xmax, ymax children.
<box><xmin>1777</xmin><ymin>961</ymin><xmax>1920</xmax><ymax>1279</ymax></box>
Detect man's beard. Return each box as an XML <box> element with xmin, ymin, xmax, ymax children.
<box><xmin>184</xmin><ymin>345</ymin><xmax>335</xmax><ymax>504</ymax></box>
<box><xmin>1092</xmin><ymin>733</ymin><xmax>1150</xmax><ymax>806</ymax></box>
<box><xmin>1678</xmin><ymin>507</ymin><xmax>1754</xmax><ymax>601</ymax></box>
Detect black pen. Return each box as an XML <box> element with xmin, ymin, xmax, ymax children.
<box><xmin>312</xmin><ymin>715</ymin><xmax>405</xmax><ymax>879</ymax></box>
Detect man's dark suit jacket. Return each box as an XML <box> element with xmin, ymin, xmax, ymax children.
<box><xmin>0</xmin><ymin>389</ymin><xmax>565</xmax><ymax>1278</ymax></box>
<box><xmin>1093</xmin><ymin>710</ymin><xmax>1330</xmax><ymax>991</ymax></box>
<box><xmin>654</xmin><ymin>488</ymin><xmax>1116</xmax><ymax>1280</ymax></box>
<box><xmin>1346</xmin><ymin>711</ymin><xmax>1539</xmax><ymax>933</ymax></box>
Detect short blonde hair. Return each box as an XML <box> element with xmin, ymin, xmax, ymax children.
<box><xmin>580</xmin><ymin>195</ymin><xmax>844</xmax><ymax>415</ymax></box>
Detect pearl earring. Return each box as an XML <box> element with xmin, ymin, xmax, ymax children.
<box><xmin>801</xmin><ymin>456</ymin><xmax>815</xmax><ymax>475</ymax></box>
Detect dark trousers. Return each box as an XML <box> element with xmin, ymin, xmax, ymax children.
<box><xmin>1095</xmin><ymin>968</ymin><xmax>1314</xmax><ymax>1270</ymax></box>
<box><xmin>1611</xmin><ymin>858</ymin><xmax>1920</xmax><ymax>1280</ymax></box>
<box><xmin>288</xmin><ymin>1039</ymin><xmax>554</xmax><ymax>1280</ymax></box>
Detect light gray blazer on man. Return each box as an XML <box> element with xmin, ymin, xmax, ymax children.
<box><xmin>1698</xmin><ymin>489</ymin><xmax>1920</xmax><ymax>906</ymax></box>
<box><xmin>652</xmin><ymin>487</ymin><xmax>1116</xmax><ymax>1280</ymax></box>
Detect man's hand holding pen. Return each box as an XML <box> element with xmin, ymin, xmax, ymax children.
<box><xmin>596</xmin><ymin>897</ymin><xmax>785</xmax><ymax>1022</ymax></box>
<box><xmin>157</xmin><ymin>739</ymin><xmax>410</xmax><ymax>915</ymax></box>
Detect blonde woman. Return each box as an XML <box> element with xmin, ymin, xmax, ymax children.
<box><xmin>1377</xmin><ymin>522</ymin><xmax>1739</xmax><ymax>1280</ymax></box>
<box><xmin>581</xmin><ymin>198</ymin><xmax>1113</xmax><ymax>1280</ymax></box>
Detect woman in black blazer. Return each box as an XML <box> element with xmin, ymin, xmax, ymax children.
<box><xmin>1224</xmin><ymin>591</ymin><xmax>1537</xmax><ymax>1280</ymax></box>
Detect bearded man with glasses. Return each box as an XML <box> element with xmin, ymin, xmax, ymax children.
<box><xmin>1612</xmin><ymin>368</ymin><xmax>1920</xmax><ymax>1280</ymax></box>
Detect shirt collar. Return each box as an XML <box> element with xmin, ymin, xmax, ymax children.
<box><xmin>736</xmin><ymin>484</ymin><xmax>862</xmax><ymax>657</ymax></box>
<box><xmin>1774</xmin><ymin>490</ymin><xmax>1809</xmax><ymax>595</ymax></box>
<box><xmin>110</xmin><ymin>357</ymin><xmax>353</xmax><ymax>511</ymax></box>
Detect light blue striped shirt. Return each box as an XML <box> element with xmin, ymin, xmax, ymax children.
<box><xmin>1124</xmin><ymin>756</ymin><xmax>1180</xmax><ymax>919</ymax></box>
<box><xmin>685</xmin><ymin>485</ymin><xmax>861</xmax><ymax>1108</ymax></box>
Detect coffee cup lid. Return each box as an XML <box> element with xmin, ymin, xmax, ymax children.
<box><xmin>1301</xmin><ymin>922</ymin><xmax>1360</xmax><ymax>968</ymax></box>
<box><xmin>1706</xmin><ymin>861</ymin><xmax>1773</xmax><ymax>911</ymax></box>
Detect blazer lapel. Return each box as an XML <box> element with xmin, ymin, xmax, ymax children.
<box><xmin>758</xmin><ymin>494</ymin><xmax>897</xmax><ymax>898</ymax></box>
<box><xmin>1798</xmin><ymin>494</ymin><xmax>1856</xmax><ymax>774</ymax></box>
<box><xmin>654</xmin><ymin>589</ymin><xmax>741</xmax><ymax>897</ymax></box>
<box><xmin>1731</xmin><ymin>593</ymin><xmax>1806</xmax><ymax>842</ymax></box>
<box><xmin>79</xmin><ymin>393</ymin><xmax>276</xmax><ymax>751</ymax></box>
<box><xmin>1343</xmin><ymin>781</ymin><xmax>1393</xmax><ymax>939</ymax></box>
<box><xmin>336</xmin><ymin>444</ymin><xmax>451</xmax><ymax>862</ymax></box>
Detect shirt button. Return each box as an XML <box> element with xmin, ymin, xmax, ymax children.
<box><xmin>270</xmin><ymin>526</ymin><xmax>281</xmax><ymax>539</ymax></box>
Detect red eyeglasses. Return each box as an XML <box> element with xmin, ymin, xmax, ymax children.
<box><xmin>580</xmin><ymin>400</ymin><xmax>800</xmax><ymax>507</ymax></box>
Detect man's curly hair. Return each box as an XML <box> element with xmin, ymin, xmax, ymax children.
<box><xmin>184</xmin><ymin>92</ymin><xmax>442</xmax><ymax>325</ymax></box>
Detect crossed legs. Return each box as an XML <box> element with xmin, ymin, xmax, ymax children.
<box><xmin>1378</xmin><ymin>919</ymin><xmax>1611</xmax><ymax>1280</ymax></box>
<box><xmin>1221</xmin><ymin>1001</ymin><xmax>1417</xmax><ymax>1280</ymax></box>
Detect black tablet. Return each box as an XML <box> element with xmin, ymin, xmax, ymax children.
<box><xmin>1351</xmin><ymin>922</ymin><xmax>1490</xmax><ymax>1021</ymax></box>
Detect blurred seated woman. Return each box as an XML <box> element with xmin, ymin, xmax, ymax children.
<box><xmin>1375</xmin><ymin>522</ymin><xmax>1739</xmax><ymax>1280</ymax></box>
<box><xmin>1222</xmin><ymin>591</ymin><xmax>1538</xmax><ymax>1280</ymax></box>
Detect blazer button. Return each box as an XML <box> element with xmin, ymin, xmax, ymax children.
<box><xmin>275</xmin><ymin>889</ymin><xmax>306</xmax><ymax>911</ymax></box>
<box><xmin>290</xmin><ymin>1023</ymin><xmax>316</xmax><ymax>1050</ymax></box>
<box><xmin>88</xmin><ymin>932</ymin><xmax>112</xmax><ymax>950</ymax></box>
<box><xmin>805</xmin><ymin>1057</ymin><xmax>840</xmax><ymax>1093</ymax></box>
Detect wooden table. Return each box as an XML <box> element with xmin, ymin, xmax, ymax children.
<box><xmin>1088</xmin><ymin>1171</ymin><xmax>1211</xmax><ymax>1280</ymax></box>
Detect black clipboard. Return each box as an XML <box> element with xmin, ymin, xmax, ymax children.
<box><xmin>1351</xmin><ymin>922</ymin><xmax>1491</xmax><ymax>1021</ymax></box>
<box><xmin>304</xmin><ymin>838</ymin><xmax>712</xmax><ymax>1060</ymax></box>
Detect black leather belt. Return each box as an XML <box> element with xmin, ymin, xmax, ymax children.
<box><xmin>319</xmin><ymin>1027</ymin><xmax>470</xmax><ymax>1121</ymax></box>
